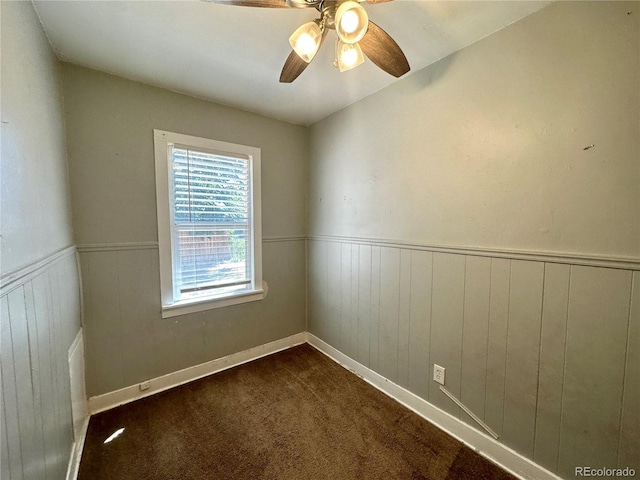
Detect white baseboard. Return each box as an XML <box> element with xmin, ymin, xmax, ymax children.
<box><xmin>67</xmin><ymin>328</ymin><xmax>89</xmax><ymax>480</ymax></box>
<box><xmin>66</xmin><ymin>416</ymin><xmax>89</xmax><ymax>480</ymax></box>
<box><xmin>88</xmin><ymin>332</ymin><xmax>306</xmax><ymax>415</ymax></box>
<box><xmin>68</xmin><ymin>329</ymin><xmax>88</xmax><ymax>440</ymax></box>
<box><xmin>306</xmin><ymin>333</ymin><xmax>562</xmax><ymax>480</ymax></box>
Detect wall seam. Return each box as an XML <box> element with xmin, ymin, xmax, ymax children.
<box><xmin>483</xmin><ymin>258</ymin><xmax>494</xmax><ymax>420</ymax></box>
<box><xmin>500</xmin><ymin>260</ymin><xmax>512</xmax><ymax>440</ymax></box>
<box><xmin>5</xmin><ymin>292</ymin><xmax>26</xmax><ymax>477</ymax></box>
<box><xmin>459</xmin><ymin>255</ymin><xmax>467</xmax><ymax>420</ymax></box>
<box><xmin>304</xmin><ymin>238</ymin><xmax>309</xmax><ymax>333</ymax></box>
<box><xmin>532</xmin><ymin>262</ymin><xmax>548</xmax><ymax>461</ymax></box>
<box><xmin>396</xmin><ymin>248</ymin><xmax>402</xmax><ymax>383</ymax></box>
<box><xmin>407</xmin><ymin>250</ymin><xmax>413</xmax><ymax>390</ymax></box>
<box><xmin>616</xmin><ymin>271</ymin><xmax>635</xmax><ymax>468</ymax></box>
<box><xmin>427</xmin><ymin>252</ymin><xmax>435</xmax><ymax>402</ymax></box>
<box><xmin>556</xmin><ymin>265</ymin><xmax>573</xmax><ymax>471</ymax></box>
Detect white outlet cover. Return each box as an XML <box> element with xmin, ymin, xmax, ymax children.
<box><xmin>433</xmin><ymin>364</ymin><xmax>445</xmax><ymax>385</ymax></box>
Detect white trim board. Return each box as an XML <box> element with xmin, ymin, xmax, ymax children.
<box><xmin>65</xmin><ymin>416</ymin><xmax>89</xmax><ymax>480</ymax></box>
<box><xmin>76</xmin><ymin>242</ymin><xmax>159</xmax><ymax>253</ymax></box>
<box><xmin>67</xmin><ymin>328</ymin><xmax>90</xmax><ymax>480</ymax></box>
<box><xmin>262</xmin><ymin>235</ymin><xmax>306</xmax><ymax>243</ymax></box>
<box><xmin>0</xmin><ymin>245</ymin><xmax>76</xmax><ymax>294</ymax></box>
<box><xmin>308</xmin><ymin>234</ymin><xmax>640</xmax><ymax>271</ymax></box>
<box><xmin>68</xmin><ymin>328</ymin><xmax>89</xmax><ymax>440</ymax></box>
<box><xmin>88</xmin><ymin>332</ymin><xmax>306</xmax><ymax>415</ymax></box>
<box><xmin>76</xmin><ymin>236</ymin><xmax>305</xmax><ymax>253</ymax></box>
<box><xmin>306</xmin><ymin>333</ymin><xmax>563</xmax><ymax>480</ymax></box>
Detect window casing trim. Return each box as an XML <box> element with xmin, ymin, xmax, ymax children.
<box><xmin>153</xmin><ymin>129</ymin><xmax>263</xmax><ymax>318</ymax></box>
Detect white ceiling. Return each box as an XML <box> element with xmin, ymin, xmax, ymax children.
<box><xmin>33</xmin><ymin>0</ymin><xmax>550</xmax><ymax>125</ymax></box>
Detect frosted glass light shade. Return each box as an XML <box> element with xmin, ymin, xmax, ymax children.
<box><xmin>289</xmin><ymin>21</ymin><xmax>323</xmax><ymax>63</ymax></box>
<box><xmin>337</xmin><ymin>41</ymin><xmax>364</xmax><ymax>72</ymax></box>
<box><xmin>335</xmin><ymin>1</ymin><xmax>368</xmax><ymax>44</ymax></box>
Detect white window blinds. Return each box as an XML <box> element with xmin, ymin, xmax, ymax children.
<box><xmin>171</xmin><ymin>146</ymin><xmax>252</xmax><ymax>299</ymax></box>
<box><xmin>155</xmin><ymin>129</ymin><xmax>262</xmax><ymax>317</ymax></box>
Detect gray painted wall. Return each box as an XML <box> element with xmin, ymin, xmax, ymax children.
<box><xmin>1</xmin><ymin>2</ymin><xmax>75</xmax><ymax>274</ymax></box>
<box><xmin>309</xmin><ymin>1</ymin><xmax>639</xmax><ymax>259</ymax></box>
<box><xmin>308</xmin><ymin>2</ymin><xmax>639</xmax><ymax>479</ymax></box>
<box><xmin>61</xmin><ymin>65</ymin><xmax>308</xmax><ymax>397</ymax></box>
<box><xmin>1</xmin><ymin>2</ymin><xmax>83</xmax><ymax>479</ymax></box>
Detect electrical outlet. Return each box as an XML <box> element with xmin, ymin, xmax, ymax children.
<box><xmin>139</xmin><ymin>381</ymin><xmax>150</xmax><ymax>391</ymax></box>
<box><xmin>433</xmin><ymin>364</ymin><xmax>445</xmax><ymax>385</ymax></box>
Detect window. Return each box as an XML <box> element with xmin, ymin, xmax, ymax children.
<box><xmin>154</xmin><ymin>130</ymin><xmax>263</xmax><ymax>318</ymax></box>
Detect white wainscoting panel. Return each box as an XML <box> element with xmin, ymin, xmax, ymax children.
<box><xmin>1</xmin><ymin>248</ymin><xmax>82</xmax><ymax>480</ymax></box>
<box><xmin>307</xmin><ymin>237</ymin><xmax>639</xmax><ymax>480</ymax></box>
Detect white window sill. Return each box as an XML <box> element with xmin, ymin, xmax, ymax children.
<box><xmin>161</xmin><ymin>288</ymin><xmax>265</xmax><ymax>319</ymax></box>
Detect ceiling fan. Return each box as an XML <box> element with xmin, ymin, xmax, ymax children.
<box><xmin>211</xmin><ymin>0</ymin><xmax>410</xmax><ymax>83</ymax></box>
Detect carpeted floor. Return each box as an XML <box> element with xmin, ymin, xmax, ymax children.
<box><xmin>79</xmin><ymin>344</ymin><xmax>516</xmax><ymax>479</ymax></box>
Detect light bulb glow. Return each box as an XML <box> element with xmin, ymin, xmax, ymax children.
<box><xmin>335</xmin><ymin>1</ymin><xmax>368</xmax><ymax>44</ymax></box>
<box><xmin>296</xmin><ymin>33</ymin><xmax>316</xmax><ymax>55</ymax></box>
<box><xmin>289</xmin><ymin>21</ymin><xmax>323</xmax><ymax>63</ymax></box>
<box><xmin>336</xmin><ymin>41</ymin><xmax>364</xmax><ymax>72</ymax></box>
<box><xmin>340</xmin><ymin>10</ymin><xmax>359</xmax><ymax>34</ymax></box>
<box><xmin>341</xmin><ymin>47</ymin><xmax>358</xmax><ymax>66</ymax></box>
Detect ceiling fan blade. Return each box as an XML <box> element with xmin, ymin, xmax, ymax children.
<box><xmin>280</xmin><ymin>51</ymin><xmax>310</xmax><ymax>83</ymax></box>
<box><xmin>360</xmin><ymin>20</ymin><xmax>410</xmax><ymax>78</ymax></box>
<box><xmin>280</xmin><ymin>30</ymin><xmax>327</xmax><ymax>83</ymax></box>
<box><xmin>365</xmin><ymin>0</ymin><xmax>393</xmax><ymax>3</ymax></box>
<box><xmin>210</xmin><ymin>0</ymin><xmax>291</xmax><ymax>7</ymax></box>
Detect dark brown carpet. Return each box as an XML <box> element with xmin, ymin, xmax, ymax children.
<box><xmin>79</xmin><ymin>344</ymin><xmax>515</xmax><ymax>479</ymax></box>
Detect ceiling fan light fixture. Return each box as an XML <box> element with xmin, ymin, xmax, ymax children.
<box><xmin>335</xmin><ymin>1</ymin><xmax>368</xmax><ymax>44</ymax></box>
<box><xmin>289</xmin><ymin>21</ymin><xmax>323</xmax><ymax>63</ymax></box>
<box><xmin>337</xmin><ymin>40</ymin><xmax>364</xmax><ymax>72</ymax></box>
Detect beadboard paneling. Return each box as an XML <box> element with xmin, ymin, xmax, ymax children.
<box><xmin>502</xmin><ymin>260</ymin><xmax>544</xmax><ymax>457</ymax></box>
<box><xmin>326</xmin><ymin>241</ymin><xmax>343</xmax><ymax>352</ymax></box>
<box><xmin>397</xmin><ymin>249</ymin><xmax>412</xmax><ymax>389</ymax></box>
<box><xmin>429</xmin><ymin>253</ymin><xmax>465</xmax><ymax>417</ymax></box>
<box><xmin>407</xmin><ymin>250</ymin><xmax>432</xmax><ymax>401</ymax></box>
<box><xmin>378</xmin><ymin>247</ymin><xmax>401</xmax><ymax>383</ymax></box>
<box><xmin>460</xmin><ymin>256</ymin><xmax>491</xmax><ymax>428</ymax></box>
<box><xmin>485</xmin><ymin>258</ymin><xmax>511</xmax><ymax>439</ymax></box>
<box><xmin>307</xmin><ymin>238</ymin><xmax>640</xmax><ymax>479</ymax></box>
<box><xmin>0</xmin><ymin>252</ymin><xmax>82</xmax><ymax>480</ymax></box>
<box><xmin>356</xmin><ymin>244</ymin><xmax>372</xmax><ymax>367</ymax></box>
<box><xmin>558</xmin><ymin>266</ymin><xmax>632</xmax><ymax>478</ymax></box>
<box><xmin>340</xmin><ymin>243</ymin><xmax>354</xmax><ymax>359</ymax></box>
<box><xmin>369</xmin><ymin>246</ymin><xmax>382</xmax><ymax>373</ymax></box>
<box><xmin>308</xmin><ymin>240</ymin><xmax>328</xmax><ymax>345</ymax></box>
<box><xmin>619</xmin><ymin>271</ymin><xmax>640</xmax><ymax>470</ymax></box>
<box><xmin>534</xmin><ymin>263</ymin><xmax>570</xmax><ymax>472</ymax></box>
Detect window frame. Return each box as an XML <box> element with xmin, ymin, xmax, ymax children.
<box><xmin>153</xmin><ymin>129</ymin><xmax>263</xmax><ymax>318</ymax></box>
